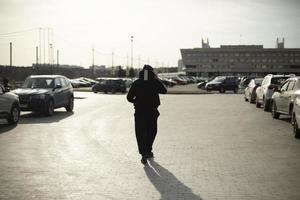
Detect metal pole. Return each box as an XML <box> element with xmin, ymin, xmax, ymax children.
<box><xmin>43</xmin><ymin>28</ymin><xmax>45</xmax><ymax>64</ymax></box>
<box><xmin>48</xmin><ymin>28</ymin><xmax>50</xmax><ymax>65</ymax></box>
<box><xmin>57</xmin><ymin>50</ymin><xmax>59</xmax><ymax>73</ymax></box>
<box><xmin>36</xmin><ymin>46</ymin><xmax>38</xmax><ymax>65</ymax></box>
<box><xmin>39</xmin><ymin>28</ymin><xmax>42</xmax><ymax>64</ymax></box>
<box><xmin>112</xmin><ymin>51</ymin><xmax>114</xmax><ymax>68</ymax></box>
<box><xmin>92</xmin><ymin>47</ymin><xmax>95</xmax><ymax>78</ymax></box>
<box><xmin>10</xmin><ymin>42</ymin><xmax>12</xmax><ymax>67</ymax></box>
<box><xmin>131</xmin><ymin>36</ymin><xmax>133</xmax><ymax>68</ymax></box>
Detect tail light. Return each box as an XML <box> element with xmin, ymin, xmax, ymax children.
<box><xmin>268</xmin><ymin>84</ymin><xmax>278</xmax><ymax>90</ymax></box>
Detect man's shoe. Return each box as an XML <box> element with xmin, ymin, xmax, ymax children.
<box><xmin>141</xmin><ymin>157</ymin><xmax>147</xmax><ymax>164</ymax></box>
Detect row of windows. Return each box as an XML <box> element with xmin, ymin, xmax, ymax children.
<box><xmin>186</xmin><ymin>58</ymin><xmax>300</xmax><ymax>63</ymax></box>
<box><xmin>185</xmin><ymin>52</ymin><xmax>300</xmax><ymax>57</ymax></box>
<box><xmin>191</xmin><ymin>65</ymin><xmax>293</xmax><ymax>69</ymax></box>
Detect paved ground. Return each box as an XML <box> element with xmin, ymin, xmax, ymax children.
<box><xmin>0</xmin><ymin>92</ymin><xmax>300</xmax><ymax>200</ymax></box>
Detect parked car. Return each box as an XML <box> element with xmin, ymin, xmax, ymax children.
<box><xmin>92</xmin><ymin>79</ymin><xmax>126</xmax><ymax>94</ymax></box>
<box><xmin>12</xmin><ymin>75</ymin><xmax>74</xmax><ymax>116</ymax></box>
<box><xmin>240</xmin><ymin>77</ymin><xmax>255</xmax><ymax>90</ymax></box>
<box><xmin>69</xmin><ymin>79</ymin><xmax>81</xmax><ymax>88</ymax></box>
<box><xmin>0</xmin><ymin>84</ymin><xmax>20</xmax><ymax>125</ymax></box>
<box><xmin>271</xmin><ymin>77</ymin><xmax>300</xmax><ymax>119</ymax></box>
<box><xmin>205</xmin><ymin>76</ymin><xmax>239</xmax><ymax>93</ymax></box>
<box><xmin>292</xmin><ymin>91</ymin><xmax>300</xmax><ymax>138</ymax></box>
<box><xmin>244</xmin><ymin>78</ymin><xmax>263</xmax><ymax>103</ymax></box>
<box><xmin>171</xmin><ymin>76</ymin><xmax>187</xmax><ymax>85</ymax></box>
<box><xmin>256</xmin><ymin>74</ymin><xmax>293</xmax><ymax>111</ymax></box>
<box><xmin>160</xmin><ymin>78</ymin><xmax>176</xmax><ymax>87</ymax></box>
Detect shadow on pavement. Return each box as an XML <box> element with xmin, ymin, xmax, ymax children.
<box><xmin>74</xmin><ymin>96</ymin><xmax>87</xmax><ymax>99</ymax></box>
<box><xmin>0</xmin><ymin>122</ymin><xmax>17</xmax><ymax>134</ymax></box>
<box><xmin>144</xmin><ymin>160</ymin><xmax>202</xmax><ymax>200</ymax></box>
<box><xmin>19</xmin><ymin>111</ymin><xmax>74</xmax><ymax>124</ymax></box>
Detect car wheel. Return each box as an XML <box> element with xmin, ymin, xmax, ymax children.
<box><xmin>219</xmin><ymin>87</ymin><xmax>225</xmax><ymax>93</ymax></box>
<box><xmin>65</xmin><ymin>97</ymin><xmax>74</xmax><ymax>112</ymax></box>
<box><xmin>233</xmin><ymin>87</ymin><xmax>238</xmax><ymax>94</ymax></box>
<box><xmin>111</xmin><ymin>88</ymin><xmax>116</xmax><ymax>94</ymax></box>
<box><xmin>250</xmin><ymin>93</ymin><xmax>255</xmax><ymax>104</ymax></box>
<box><xmin>104</xmin><ymin>90</ymin><xmax>108</xmax><ymax>94</ymax></box>
<box><xmin>256</xmin><ymin>98</ymin><xmax>261</xmax><ymax>108</ymax></box>
<box><xmin>45</xmin><ymin>100</ymin><xmax>54</xmax><ymax>116</ymax></box>
<box><xmin>271</xmin><ymin>102</ymin><xmax>280</xmax><ymax>119</ymax></box>
<box><xmin>7</xmin><ymin>104</ymin><xmax>20</xmax><ymax>125</ymax></box>
<box><xmin>92</xmin><ymin>88</ymin><xmax>97</xmax><ymax>93</ymax></box>
<box><xmin>263</xmin><ymin>98</ymin><xmax>269</xmax><ymax>111</ymax></box>
<box><xmin>292</xmin><ymin>113</ymin><xmax>300</xmax><ymax>139</ymax></box>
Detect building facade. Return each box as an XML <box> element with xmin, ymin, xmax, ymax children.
<box><xmin>180</xmin><ymin>39</ymin><xmax>300</xmax><ymax>77</ymax></box>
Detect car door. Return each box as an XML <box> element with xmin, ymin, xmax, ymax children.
<box><xmin>282</xmin><ymin>80</ymin><xmax>296</xmax><ymax>114</ymax></box>
<box><xmin>257</xmin><ymin>77</ymin><xmax>267</xmax><ymax>102</ymax></box>
<box><xmin>53</xmin><ymin>78</ymin><xmax>64</xmax><ymax>107</ymax></box>
<box><xmin>277</xmin><ymin>81</ymin><xmax>290</xmax><ymax>113</ymax></box>
<box><xmin>59</xmin><ymin>78</ymin><xmax>70</xmax><ymax>106</ymax></box>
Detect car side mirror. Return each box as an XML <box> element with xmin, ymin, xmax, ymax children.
<box><xmin>55</xmin><ymin>84</ymin><xmax>62</xmax><ymax>89</ymax></box>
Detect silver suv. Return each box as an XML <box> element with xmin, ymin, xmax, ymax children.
<box><xmin>0</xmin><ymin>84</ymin><xmax>20</xmax><ymax>125</ymax></box>
<box><xmin>256</xmin><ymin>74</ymin><xmax>293</xmax><ymax>111</ymax></box>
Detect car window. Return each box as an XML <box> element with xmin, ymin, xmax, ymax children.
<box><xmin>262</xmin><ymin>77</ymin><xmax>267</xmax><ymax>86</ymax></box>
<box><xmin>280</xmin><ymin>81</ymin><xmax>289</xmax><ymax>91</ymax></box>
<box><xmin>55</xmin><ymin>78</ymin><xmax>62</xmax><ymax>87</ymax></box>
<box><xmin>255</xmin><ymin>79</ymin><xmax>263</xmax><ymax>85</ymax></box>
<box><xmin>271</xmin><ymin>77</ymin><xmax>289</xmax><ymax>85</ymax></box>
<box><xmin>287</xmin><ymin>80</ymin><xmax>295</xmax><ymax>91</ymax></box>
<box><xmin>60</xmin><ymin>78</ymin><xmax>67</xmax><ymax>87</ymax></box>
<box><xmin>0</xmin><ymin>85</ymin><xmax>3</xmax><ymax>94</ymax></box>
<box><xmin>22</xmin><ymin>78</ymin><xmax>54</xmax><ymax>88</ymax></box>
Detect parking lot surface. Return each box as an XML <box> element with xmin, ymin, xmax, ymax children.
<box><xmin>0</xmin><ymin>92</ymin><xmax>300</xmax><ymax>200</ymax></box>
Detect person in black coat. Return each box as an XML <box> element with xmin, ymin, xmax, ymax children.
<box><xmin>127</xmin><ymin>65</ymin><xmax>167</xmax><ymax>164</ymax></box>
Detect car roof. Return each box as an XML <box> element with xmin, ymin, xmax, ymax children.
<box><xmin>266</xmin><ymin>74</ymin><xmax>295</xmax><ymax>78</ymax></box>
<box><xmin>28</xmin><ymin>75</ymin><xmax>66</xmax><ymax>79</ymax></box>
<box><xmin>286</xmin><ymin>76</ymin><xmax>300</xmax><ymax>81</ymax></box>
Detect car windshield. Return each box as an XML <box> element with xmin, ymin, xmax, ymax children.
<box><xmin>271</xmin><ymin>77</ymin><xmax>289</xmax><ymax>85</ymax></box>
<box><xmin>212</xmin><ymin>76</ymin><xmax>226</xmax><ymax>82</ymax></box>
<box><xmin>22</xmin><ymin>78</ymin><xmax>54</xmax><ymax>89</ymax></box>
<box><xmin>255</xmin><ymin>78</ymin><xmax>263</xmax><ymax>84</ymax></box>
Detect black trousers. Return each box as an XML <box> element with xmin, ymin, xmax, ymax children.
<box><xmin>134</xmin><ymin>109</ymin><xmax>159</xmax><ymax>156</ymax></box>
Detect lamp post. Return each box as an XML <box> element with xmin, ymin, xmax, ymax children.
<box><xmin>131</xmin><ymin>36</ymin><xmax>134</xmax><ymax>68</ymax></box>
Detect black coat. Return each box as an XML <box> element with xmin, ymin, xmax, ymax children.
<box><xmin>127</xmin><ymin>71</ymin><xmax>167</xmax><ymax>110</ymax></box>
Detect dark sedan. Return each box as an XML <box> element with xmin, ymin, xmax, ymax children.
<box><xmin>92</xmin><ymin>79</ymin><xmax>126</xmax><ymax>94</ymax></box>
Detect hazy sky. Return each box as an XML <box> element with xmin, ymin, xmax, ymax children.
<box><xmin>0</xmin><ymin>0</ymin><xmax>299</xmax><ymax>68</ymax></box>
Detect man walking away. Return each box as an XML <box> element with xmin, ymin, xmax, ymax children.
<box><xmin>127</xmin><ymin>65</ymin><xmax>167</xmax><ymax>164</ymax></box>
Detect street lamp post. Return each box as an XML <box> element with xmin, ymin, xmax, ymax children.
<box><xmin>131</xmin><ymin>36</ymin><xmax>134</xmax><ymax>68</ymax></box>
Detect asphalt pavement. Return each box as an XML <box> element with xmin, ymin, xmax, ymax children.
<box><xmin>0</xmin><ymin>91</ymin><xmax>300</xmax><ymax>200</ymax></box>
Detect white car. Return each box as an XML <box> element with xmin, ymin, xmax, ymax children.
<box><xmin>0</xmin><ymin>84</ymin><xmax>20</xmax><ymax>125</ymax></box>
<box><xmin>255</xmin><ymin>74</ymin><xmax>293</xmax><ymax>111</ymax></box>
<box><xmin>271</xmin><ymin>77</ymin><xmax>300</xmax><ymax>119</ymax></box>
<box><xmin>292</xmin><ymin>91</ymin><xmax>300</xmax><ymax>139</ymax></box>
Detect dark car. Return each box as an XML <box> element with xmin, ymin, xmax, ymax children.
<box><xmin>12</xmin><ymin>75</ymin><xmax>74</xmax><ymax>116</ymax></box>
<box><xmin>205</xmin><ymin>76</ymin><xmax>239</xmax><ymax>93</ymax></box>
<box><xmin>244</xmin><ymin>78</ymin><xmax>263</xmax><ymax>103</ymax></box>
<box><xmin>92</xmin><ymin>79</ymin><xmax>126</xmax><ymax>94</ymax></box>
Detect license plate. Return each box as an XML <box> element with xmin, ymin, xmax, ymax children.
<box><xmin>20</xmin><ymin>104</ymin><xmax>28</xmax><ymax>108</ymax></box>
